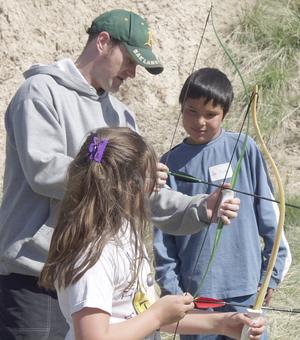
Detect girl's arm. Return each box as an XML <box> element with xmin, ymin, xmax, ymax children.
<box><xmin>72</xmin><ymin>294</ymin><xmax>194</xmax><ymax>340</ymax></box>
<box><xmin>72</xmin><ymin>303</ymin><xmax>265</xmax><ymax>340</ymax></box>
<box><xmin>161</xmin><ymin>311</ymin><xmax>265</xmax><ymax>340</ymax></box>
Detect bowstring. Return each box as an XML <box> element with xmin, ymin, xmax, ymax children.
<box><xmin>165</xmin><ymin>4</ymin><xmax>213</xmax><ymax>166</ymax></box>
<box><xmin>170</xmin><ymin>6</ymin><xmax>213</xmax><ymax>340</ymax></box>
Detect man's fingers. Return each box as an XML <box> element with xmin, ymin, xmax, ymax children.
<box><xmin>155</xmin><ymin>162</ymin><xmax>169</xmax><ymax>191</ymax></box>
<box><xmin>157</xmin><ymin>162</ymin><xmax>169</xmax><ymax>172</ymax></box>
<box><xmin>219</xmin><ymin>198</ymin><xmax>240</xmax><ymax>224</ymax></box>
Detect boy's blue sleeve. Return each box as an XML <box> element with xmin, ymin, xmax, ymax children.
<box><xmin>250</xmin><ymin>141</ymin><xmax>292</xmax><ymax>288</ymax></box>
<box><xmin>153</xmin><ymin>226</ymin><xmax>184</xmax><ymax>296</ymax></box>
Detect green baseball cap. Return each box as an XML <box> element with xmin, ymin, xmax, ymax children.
<box><xmin>87</xmin><ymin>9</ymin><xmax>163</xmax><ymax>75</ymax></box>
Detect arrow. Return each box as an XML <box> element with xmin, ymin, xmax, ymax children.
<box><xmin>194</xmin><ymin>296</ymin><xmax>300</xmax><ymax>314</ymax></box>
<box><xmin>169</xmin><ymin>170</ymin><xmax>300</xmax><ymax>210</ymax></box>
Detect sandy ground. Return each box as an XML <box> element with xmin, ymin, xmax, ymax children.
<box><xmin>0</xmin><ymin>0</ymin><xmax>299</xmax><ymax>195</ymax></box>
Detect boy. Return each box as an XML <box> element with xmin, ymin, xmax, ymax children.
<box><xmin>153</xmin><ymin>67</ymin><xmax>292</xmax><ymax>340</ymax></box>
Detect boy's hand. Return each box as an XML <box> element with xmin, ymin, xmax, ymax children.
<box><xmin>206</xmin><ymin>183</ymin><xmax>240</xmax><ymax>224</ymax></box>
<box><xmin>257</xmin><ymin>286</ymin><xmax>274</xmax><ymax>306</ymax></box>
<box><xmin>155</xmin><ymin>162</ymin><xmax>169</xmax><ymax>191</ymax></box>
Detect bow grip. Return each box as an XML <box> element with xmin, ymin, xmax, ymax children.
<box><xmin>217</xmin><ymin>188</ymin><xmax>234</xmax><ymax>217</ymax></box>
<box><xmin>240</xmin><ymin>308</ymin><xmax>263</xmax><ymax>340</ymax></box>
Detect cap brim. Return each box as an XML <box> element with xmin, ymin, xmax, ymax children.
<box><xmin>123</xmin><ymin>43</ymin><xmax>164</xmax><ymax>75</ymax></box>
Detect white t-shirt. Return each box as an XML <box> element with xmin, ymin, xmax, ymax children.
<box><xmin>56</xmin><ymin>226</ymin><xmax>159</xmax><ymax>340</ymax></box>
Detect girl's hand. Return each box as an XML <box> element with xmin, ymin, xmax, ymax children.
<box><xmin>206</xmin><ymin>183</ymin><xmax>240</xmax><ymax>224</ymax></box>
<box><xmin>221</xmin><ymin>312</ymin><xmax>266</xmax><ymax>339</ymax></box>
<box><xmin>150</xmin><ymin>293</ymin><xmax>194</xmax><ymax>328</ymax></box>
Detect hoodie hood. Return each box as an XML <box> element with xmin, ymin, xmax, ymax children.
<box><xmin>23</xmin><ymin>59</ymin><xmax>107</xmax><ymax>100</ymax></box>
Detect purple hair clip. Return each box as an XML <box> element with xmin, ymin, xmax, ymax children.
<box><xmin>88</xmin><ymin>136</ymin><xmax>108</xmax><ymax>163</ymax></box>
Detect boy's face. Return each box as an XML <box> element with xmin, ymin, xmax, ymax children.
<box><xmin>182</xmin><ymin>97</ymin><xmax>224</xmax><ymax>145</ymax></box>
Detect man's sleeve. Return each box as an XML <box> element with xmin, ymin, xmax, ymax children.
<box><xmin>9</xmin><ymin>97</ymin><xmax>72</xmax><ymax>200</ymax></box>
<box><xmin>150</xmin><ymin>186</ymin><xmax>210</xmax><ymax>235</ymax></box>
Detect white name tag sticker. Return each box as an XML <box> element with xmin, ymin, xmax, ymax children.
<box><xmin>209</xmin><ymin>163</ymin><xmax>233</xmax><ymax>182</ymax></box>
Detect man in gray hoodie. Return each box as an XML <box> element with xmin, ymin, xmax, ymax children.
<box><xmin>0</xmin><ymin>9</ymin><xmax>239</xmax><ymax>340</ymax></box>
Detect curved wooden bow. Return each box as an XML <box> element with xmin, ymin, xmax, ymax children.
<box><xmin>251</xmin><ymin>85</ymin><xmax>286</xmax><ymax>309</ymax></box>
<box><xmin>240</xmin><ymin>85</ymin><xmax>286</xmax><ymax>339</ymax></box>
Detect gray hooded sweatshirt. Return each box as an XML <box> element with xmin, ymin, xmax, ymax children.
<box><xmin>0</xmin><ymin>59</ymin><xmax>208</xmax><ymax>276</ymax></box>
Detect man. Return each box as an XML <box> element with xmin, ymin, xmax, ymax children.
<box><xmin>0</xmin><ymin>9</ymin><xmax>239</xmax><ymax>339</ymax></box>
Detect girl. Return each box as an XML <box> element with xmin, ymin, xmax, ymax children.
<box><xmin>39</xmin><ymin>127</ymin><xmax>265</xmax><ymax>340</ymax></box>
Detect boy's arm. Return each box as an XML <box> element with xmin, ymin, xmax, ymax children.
<box><xmin>153</xmin><ymin>227</ymin><xmax>183</xmax><ymax>296</ymax></box>
<box><xmin>72</xmin><ymin>301</ymin><xmax>265</xmax><ymax>340</ymax></box>
<box><xmin>72</xmin><ymin>295</ymin><xmax>195</xmax><ymax>340</ymax></box>
<box><xmin>161</xmin><ymin>310</ymin><xmax>265</xmax><ymax>339</ymax></box>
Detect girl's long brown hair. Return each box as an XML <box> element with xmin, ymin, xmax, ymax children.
<box><xmin>39</xmin><ymin>127</ymin><xmax>157</xmax><ymax>290</ymax></box>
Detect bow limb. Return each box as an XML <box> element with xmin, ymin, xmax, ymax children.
<box><xmin>211</xmin><ymin>7</ymin><xmax>248</xmax><ymax>101</ymax></box>
<box><xmin>170</xmin><ymin>6</ymin><xmax>214</xmax><ymax>339</ymax></box>
<box><xmin>252</xmin><ymin>85</ymin><xmax>286</xmax><ymax>309</ymax></box>
<box><xmin>240</xmin><ymin>86</ymin><xmax>286</xmax><ymax>339</ymax></box>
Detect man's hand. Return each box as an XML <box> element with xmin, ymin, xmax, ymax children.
<box><xmin>155</xmin><ymin>162</ymin><xmax>169</xmax><ymax>191</ymax></box>
<box><xmin>206</xmin><ymin>183</ymin><xmax>240</xmax><ymax>224</ymax></box>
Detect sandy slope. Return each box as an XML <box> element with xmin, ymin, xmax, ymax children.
<box><xmin>0</xmin><ymin>0</ymin><xmax>298</xmax><ymax>195</ymax></box>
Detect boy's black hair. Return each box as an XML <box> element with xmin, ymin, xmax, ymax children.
<box><xmin>179</xmin><ymin>67</ymin><xmax>234</xmax><ymax>116</ymax></box>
